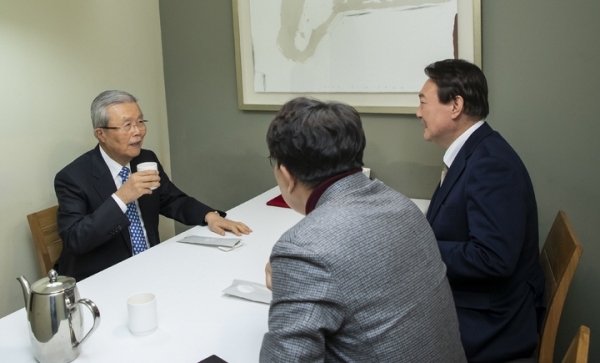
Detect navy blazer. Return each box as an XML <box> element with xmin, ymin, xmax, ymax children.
<box><xmin>54</xmin><ymin>145</ymin><xmax>221</xmax><ymax>281</ymax></box>
<box><xmin>426</xmin><ymin>123</ymin><xmax>545</xmax><ymax>363</ymax></box>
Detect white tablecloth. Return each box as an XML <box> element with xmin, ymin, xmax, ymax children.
<box><xmin>0</xmin><ymin>187</ymin><xmax>429</xmax><ymax>363</ymax></box>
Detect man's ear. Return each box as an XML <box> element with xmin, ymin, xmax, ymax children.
<box><xmin>451</xmin><ymin>95</ymin><xmax>465</xmax><ymax>119</ymax></box>
<box><xmin>94</xmin><ymin>128</ymin><xmax>106</xmax><ymax>143</ymax></box>
<box><xmin>279</xmin><ymin>165</ymin><xmax>297</xmax><ymax>194</ymax></box>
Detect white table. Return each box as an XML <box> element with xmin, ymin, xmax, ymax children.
<box><xmin>0</xmin><ymin>187</ymin><xmax>429</xmax><ymax>363</ymax></box>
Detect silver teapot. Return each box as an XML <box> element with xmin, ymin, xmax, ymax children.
<box><xmin>17</xmin><ymin>270</ymin><xmax>100</xmax><ymax>363</ymax></box>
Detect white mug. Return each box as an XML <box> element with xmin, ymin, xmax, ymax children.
<box><xmin>136</xmin><ymin>162</ymin><xmax>158</xmax><ymax>190</ymax></box>
<box><xmin>127</xmin><ymin>292</ymin><xmax>157</xmax><ymax>336</ymax></box>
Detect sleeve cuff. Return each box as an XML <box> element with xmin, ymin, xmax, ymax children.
<box><xmin>112</xmin><ymin>193</ymin><xmax>128</xmax><ymax>213</ymax></box>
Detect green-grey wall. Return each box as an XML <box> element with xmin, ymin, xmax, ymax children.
<box><xmin>159</xmin><ymin>1</ymin><xmax>599</xmax><ymax>362</ymax></box>
<box><xmin>482</xmin><ymin>1</ymin><xmax>600</xmax><ymax>361</ymax></box>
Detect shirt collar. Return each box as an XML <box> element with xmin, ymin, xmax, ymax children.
<box><xmin>304</xmin><ymin>168</ymin><xmax>362</xmax><ymax>214</ymax></box>
<box><xmin>443</xmin><ymin>120</ymin><xmax>485</xmax><ymax>168</ymax></box>
<box><xmin>99</xmin><ymin>145</ymin><xmax>131</xmax><ymax>180</ymax></box>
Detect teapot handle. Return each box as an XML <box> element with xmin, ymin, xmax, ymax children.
<box><xmin>71</xmin><ymin>298</ymin><xmax>101</xmax><ymax>349</ymax></box>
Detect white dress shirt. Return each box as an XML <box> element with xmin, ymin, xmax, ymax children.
<box><xmin>443</xmin><ymin>120</ymin><xmax>485</xmax><ymax>168</ymax></box>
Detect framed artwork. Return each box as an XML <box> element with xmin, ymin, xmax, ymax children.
<box><xmin>233</xmin><ymin>0</ymin><xmax>481</xmax><ymax>114</ymax></box>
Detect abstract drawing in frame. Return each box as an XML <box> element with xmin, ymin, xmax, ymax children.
<box><xmin>233</xmin><ymin>0</ymin><xmax>481</xmax><ymax>114</ymax></box>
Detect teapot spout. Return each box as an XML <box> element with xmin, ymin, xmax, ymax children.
<box><xmin>16</xmin><ymin>276</ymin><xmax>31</xmax><ymax>310</ymax></box>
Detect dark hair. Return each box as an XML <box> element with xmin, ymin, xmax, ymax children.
<box><xmin>266</xmin><ymin>97</ymin><xmax>365</xmax><ymax>188</ymax></box>
<box><xmin>424</xmin><ymin>59</ymin><xmax>489</xmax><ymax>119</ymax></box>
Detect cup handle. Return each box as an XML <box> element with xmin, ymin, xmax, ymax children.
<box><xmin>71</xmin><ymin>298</ymin><xmax>101</xmax><ymax>348</ymax></box>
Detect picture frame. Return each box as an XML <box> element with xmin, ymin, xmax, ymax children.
<box><xmin>232</xmin><ymin>0</ymin><xmax>481</xmax><ymax>114</ymax></box>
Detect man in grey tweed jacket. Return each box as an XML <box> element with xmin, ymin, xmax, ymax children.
<box><xmin>260</xmin><ymin>97</ymin><xmax>466</xmax><ymax>363</ymax></box>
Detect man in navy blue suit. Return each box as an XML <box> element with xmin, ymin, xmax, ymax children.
<box><xmin>417</xmin><ymin>59</ymin><xmax>546</xmax><ymax>363</ymax></box>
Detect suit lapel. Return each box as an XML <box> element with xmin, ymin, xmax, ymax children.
<box><xmin>427</xmin><ymin>157</ymin><xmax>466</xmax><ymax>223</ymax></box>
<box><xmin>91</xmin><ymin>145</ymin><xmax>117</xmax><ymax>200</ymax></box>
<box><xmin>427</xmin><ymin>123</ymin><xmax>494</xmax><ymax>223</ymax></box>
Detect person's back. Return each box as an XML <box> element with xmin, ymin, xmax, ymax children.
<box><xmin>262</xmin><ymin>172</ymin><xmax>465</xmax><ymax>362</ymax></box>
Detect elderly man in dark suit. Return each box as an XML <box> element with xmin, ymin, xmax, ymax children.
<box><xmin>260</xmin><ymin>97</ymin><xmax>466</xmax><ymax>362</ymax></box>
<box><xmin>54</xmin><ymin>90</ymin><xmax>251</xmax><ymax>281</ymax></box>
<box><xmin>418</xmin><ymin>59</ymin><xmax>546</xmax><ymax>363</ymax></box>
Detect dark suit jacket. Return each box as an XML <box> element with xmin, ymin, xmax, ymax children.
<box><xmin>426</xmin><ymin>122</ymin><xmax>545</xmax><ymax>363</ymax></box>
<box><xmin>54</xmin><ymin>145</ymin><xmax>222</xmax><ymax>281</ymax></box>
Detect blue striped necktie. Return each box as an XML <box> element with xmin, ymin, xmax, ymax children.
<box><xmin>118</xmin><ymin>167</ymin><xmax>148</xmax><ymax>255</ymax></box>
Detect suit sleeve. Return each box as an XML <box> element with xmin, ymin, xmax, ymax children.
<box><xmin>437</xmin><ymin>155</ymin><xmax>529</xmax><ymax>282</ymax></box>
<box><xmin>55</xmin><ymin>169</ymin><xmax>130</xmax><ymax>256</ymax></box>
<box><xmin>153</xmin><ymin>159</ymin><xmax>222</xmax><ymax>226</ymax></box>
<box><xmin>260</xmin><ymin>240</ymin><xmax>345</xmax><ymax>362</ymax></box>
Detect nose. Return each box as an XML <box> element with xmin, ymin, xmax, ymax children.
<box><xmin>416</xmin><ymin>106</ymin><xmax>422</xmax><ymax>119</ymax></box>
<box><xmin>131</xmin><ymin>124</ymin><xmax>142</xmax><ymax>136</ymax></box>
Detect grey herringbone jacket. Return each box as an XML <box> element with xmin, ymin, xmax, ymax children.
<box><xmin>260</xmin><ymin>173</ymin><xmax>466</xmax><ymax>362</ymax></box>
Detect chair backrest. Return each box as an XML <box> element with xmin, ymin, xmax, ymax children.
<box><xmin>562</xmin><ymin>325</ymin><xmax>590</xmax><ymax>363</ymax></box>
<box><xmin>27</xmin><ymin>205</ymin><xmax>62</xmax><ymax>277</ymax></box>
<box><xmin>538</xmin><ymin>211</ymin><xmax>583</xmax><ymax>363</ymax></box>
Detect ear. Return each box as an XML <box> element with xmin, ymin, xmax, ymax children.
<box><xmin>450</xmin><ymin>95</ymin><xmax>465</xmax><ymax>119</ymax></box>
<box><xmin>94</xmin><ymin>128</ymin><xmax>106</xmax><ymax>143</ymax></box>
<box><xmin>279</xmin><ymin>165</ymin><xmax>297</xmax><ymax>194</ymax></box>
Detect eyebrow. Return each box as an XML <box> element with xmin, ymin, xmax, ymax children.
<box><xmin>418</xmin><ymin>93</ymin><xmax>425</xmax><ymax>98</ymax></box>
<box><xmin>119</xmin><ymin>114</ymin><xmax>144</xmax><ymax>122</ymax></box>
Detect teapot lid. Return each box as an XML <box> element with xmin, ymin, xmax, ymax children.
<box><xmin>30</xmin><ymin>270</ymin><xmax>77</xmax><ymax>294</ymax></box>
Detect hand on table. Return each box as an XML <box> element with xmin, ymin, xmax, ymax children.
<box><xmin>265</xmin><ymin>262</ymin><xmax>272</xmax><ymax>290</ymax></box>
<box><xmin>115</xmin><ymin>170</ymin><xmax>160</xmax><ymax>204</ymax></box>
<box><xmin>205</xmin><ymin>212</ymin><xmax>252</xmax><ymax>236</ymax></box>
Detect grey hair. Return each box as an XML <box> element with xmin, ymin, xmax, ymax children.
<box><xmin>91</xmin><ymin>90</ymin><xmax>138</xmax><ymax>129</ymax></box>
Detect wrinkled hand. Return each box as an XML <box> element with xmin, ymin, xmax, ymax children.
<box><xmin>114</xmin><ymin>170</ymin><xmax>160</xmax><ymax>205</ymax></box>
<box><xmin>204</xmin><ymin>212</ymin><xmax>252</xmax><ymax>236</ymax></box>
<box><xmin>265</xmin><ymin>262</ymin><xmax>272</xmax><ymax>290</ymax></box>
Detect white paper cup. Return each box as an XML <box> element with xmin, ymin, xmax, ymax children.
<box><xmin>127</xmin><ymin>292</ymin><xmax>157</xmax><ymax>336</ymax></box>
<box><xmin>136</xmin><ymin>162</ymin><xmax>158</xmax><ymax>190</ymax></box>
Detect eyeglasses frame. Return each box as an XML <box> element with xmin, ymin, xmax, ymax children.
<box><xmin>99</xmin><ymin>119</ymin><xmax>149</xmax><ymax>133</ymax></box>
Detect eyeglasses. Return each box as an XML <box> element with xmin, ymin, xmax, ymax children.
<box><xmin>100</xmin><ymin>120</ymin><xmax>148</xmax><ymax>133</ymax></box>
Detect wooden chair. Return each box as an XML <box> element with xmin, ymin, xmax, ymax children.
<box><xmin>27</xmin><ymin>205</ymin><xmax>62</xmax><ymax>277</ymax></box>
<box><xmin>538</xmin><ymin>211</ymin><xmax>583</xmax><ymax>363</ymax></box>
<box><xmin>561</xmin><ymin>325</ymin><xmax>590</xmax><ymax>363</ymax></box>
